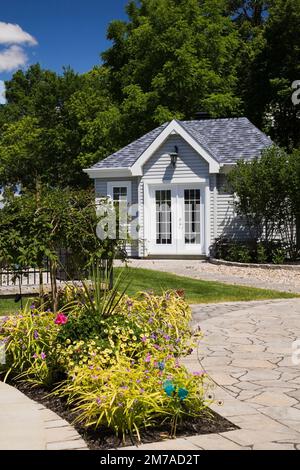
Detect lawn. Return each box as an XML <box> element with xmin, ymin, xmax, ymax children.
<box><xmin>0</xmin><ymin>267</ymin><xmax>297</xmax><ymax>316</ymax></box>
<box><xmin>115</xmin><ymin>267</ymin><xmax>297</xmax><ymax>304</ymax></box>
<box><xmin>0</xmin><ymin>298</ymin><xmax>24</xmax><ymax>316</ymax></box>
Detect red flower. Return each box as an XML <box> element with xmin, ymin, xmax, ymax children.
<box><xmin>54</xmin><ymin>312</ymin><xmax>68</xmax><ymax>325</ymax></box>
<box><xmin>175</xmin><ymin>289</ymin><xmax>185</xmax><ymax>298</ymax></box>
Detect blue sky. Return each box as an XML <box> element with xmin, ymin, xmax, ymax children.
<box><xmin>0</xmin><ymin>0</ymin><xmax>129</xmax><ymax>103</ymax></box>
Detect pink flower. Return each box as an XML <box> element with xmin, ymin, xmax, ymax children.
<box><xmin>41</xmin><ymin>352</ymin><xmax>46</xmax><ymax>360</ymax></box>
<box><xmin>54</xmin><ymin>313</ymin><xmax>68</xmax><ymax>325</ymax></box>
<box><xmin>145</xmin><ymin>353</ymin><xmax>151</xmax><ymax>363</ymax></box>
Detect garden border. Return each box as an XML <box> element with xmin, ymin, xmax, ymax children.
<box><xmin>209</xmin><ymin>258</ymin><xmax>300</xmax><ymax>271</ymax></box>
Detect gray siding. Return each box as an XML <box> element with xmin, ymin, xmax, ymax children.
<box><xmin>94</xmin><ymin>176</ymin><xmax>139</xmax><ymax>257</ymax></box>
<box><xmin>215</xmin><ymin>174</ymin><xmax>250</xmax><ymax>241</ymax></box>
<box><xmin>142</xmin><ymin>135</ymin><xmax>209</xmax><ymax>181</ymax></box>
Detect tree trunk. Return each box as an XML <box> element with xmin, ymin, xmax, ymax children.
<box><xmin>39</xmin><ymin>267</ymin><xmax>44</xmax><ymax>299</ymax></box>
<box><xmin>50</xmin><ymin>260</ymin><xmax>58</xmax><ymax>313</ymax></box>
<box><xmin>296</xmin><ymin>213</ymin><xmax>300</xmax><ymax>257</ymax></box>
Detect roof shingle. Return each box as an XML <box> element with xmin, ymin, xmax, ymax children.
<box><xmin>89</xmin><ymin>118</ymin><xmax>272</xmax><ymax>170</ymax></box>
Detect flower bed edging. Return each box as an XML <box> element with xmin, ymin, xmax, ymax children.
<box><xmin>209</xmin><ymin>258</ymin><xmax>300</xmax><ymax>271</ymax></box>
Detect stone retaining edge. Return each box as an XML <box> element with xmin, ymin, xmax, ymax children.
<box><xmin>209</xmin><ymin>258</ymin><xmax>300</xmax><ymax>271</ymax></box>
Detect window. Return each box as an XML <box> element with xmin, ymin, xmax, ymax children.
<box><xmin>107</xmin><ymin>182</ymin><xmax>132</xmax><ymax>205</ymax></box>
<box><xmin>107</xmin><ymin>182</ymin><xmax>132</xmax><ymax>240</ymax></box>
<box><xmin>113</xmin><ymin>186</ymin><xmax>127</xmax><ymax>202</ymax></box>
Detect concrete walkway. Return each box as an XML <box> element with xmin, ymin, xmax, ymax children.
<box><xmin>123</xmin><ymin>299</ymin><xmax>300</xmax><ymax>450</ymax></box>
<box><xmin>120</xmin><ymin>259</ymin><xmax>300</xmax><ymax>294</ymax></box>
<box><xmin>0</xmin><ymin>381</ymin><xmax>87</xmax><ymax>450</ymax></box>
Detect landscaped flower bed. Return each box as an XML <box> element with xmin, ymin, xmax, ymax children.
<box><xmin>0</xmin><ymin>285</ymin><xmax>227</xmax><ymax>446</ymax></box>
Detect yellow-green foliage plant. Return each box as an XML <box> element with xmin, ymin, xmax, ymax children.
<box><xmin>55</xmin><ymin>354</ymin><xmax>211</xmax><ymax>441</ymax></box>
<box><xmin>0</xmin><ymin>302</ymin><xmax>61</xmax><ymax>385</ymax></box>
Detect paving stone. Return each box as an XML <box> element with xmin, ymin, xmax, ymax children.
<box><xmin>186</xmin><ymin>434</ymin><xmax>242</xmax><ymax>450</ymax></box>
<box><xmin>245</xmin><ymin>392</ymin><xmax>298</xmax><ymax>407</ymax></box>
<box><xmin>122</xmin><ymin>438</ymin><xmax>202</xmax><ymax>451</ymax></box>
<box><xmin>252</xmin><ymin>442</ymin><xmax>296</xmax><ymax>450</ymax></box>
<box><xmin>46</xmin><ymin>439</ymin><xmax>87</xmax><ymax>450</ymax></box>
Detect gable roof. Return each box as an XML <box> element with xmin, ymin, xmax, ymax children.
<box><xmin>85</xmin><ymin>118</ymin><xmax>272</xmax><ymax>175</ymax></box>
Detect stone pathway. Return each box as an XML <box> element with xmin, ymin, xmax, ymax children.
<box><xmin>120</xmin><ymin>259</ymin><xmax>300</xmax><ymax>293</ymax></box>
<box><xmin>123</xmin><ymin>298</ymin><xmax>300</xmax><ymax>450</ymax></box>
<box><xmin>0</xmin><ymin>381</ymin><xmax>87</xmax><ymax>450</ymax></box>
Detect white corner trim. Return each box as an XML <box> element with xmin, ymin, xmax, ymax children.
<box><xmin>131</xmin><ymin>119</ymin><xmax>220</xmax><ymax>176</ymax></box>
<box><xmin>83</xmin><ymin>168</ymin><xmax>132</xmax><ymax>179</ymax></box>
<box><xmin>204</xmin><ymin>183</ymin><xmax>211</xmax><ymax>256</ymax></box>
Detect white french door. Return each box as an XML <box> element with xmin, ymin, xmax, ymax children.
<box><xmin>147</xmin><ymin>184</ymin><xmax>204</xmax><ymax>255</ymax></box>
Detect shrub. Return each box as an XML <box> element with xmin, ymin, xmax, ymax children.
<box><xmin>272</xmin><ymin>247</ymin><xmax>286</xmax><ymax>264</ymax></box>
<box><xmin>257</xmin><ymin>244</ymin><xmax>268</xmax><ymax>264</ymax></box>
<box><xmin>1</xmin><ymin>290</ymin><xmax>209</xmax><ymax>439</ymax></box>
<box><xmin>0</xmin><ymin>303</ymin><xmax>60</xmax><ymax>385</ymax></box>
<box><xmin>55</xmin><ymin>354</ymin><xmax>210</xmax><ymax>440</ymax></box>
<box><xmin>211</xmin><ymin>238</ymin><xmax>289</xmax><ymax>264</ymax></box>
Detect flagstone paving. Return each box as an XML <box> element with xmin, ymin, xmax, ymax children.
<box><xmin>123</xmin><ymin>298</ymin><xmax>300</xmax><ymax>450</ymax></box>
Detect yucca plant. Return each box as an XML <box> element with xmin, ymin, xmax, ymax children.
<box><xmin>80</xmin><ymin>262</ymin><xmax>130</xmax><ymax>319</ymax></box>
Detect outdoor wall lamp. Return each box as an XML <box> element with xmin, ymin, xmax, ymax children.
<box><xmin>170</xmin><ymin>145</ymin><xmax>179</xmax><ymax>168</ymax></box>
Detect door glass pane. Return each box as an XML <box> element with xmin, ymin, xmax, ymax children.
<box><xmin>156</xmin><ymin>190</ymin><xmax>172</xmax><ymax>245</ymax></box>
<box><xmin>184</xmin><ymin>189</ymin><xmax>200</xmax><ymax>244</ymax></box>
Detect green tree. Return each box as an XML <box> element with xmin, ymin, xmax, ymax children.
<box><xmin>102</xmin><ymin>0</ymin><xmax>242</xmax><ymax>138</ymax></box>
<box><xmin>228</xmin><ymin>146</ymin><xmax>299</xmax><ymax>259</ymax></box>
<box><xmin>0</xmin><ymin>188</ymin><xmax>124</xmax><ymax>311</ymax></box>
<box><xmin>0</xmin><ymin>65</ymin><xmax>94</xmax><ymax>190</ymax></box>
<box><xmin>245</xmin><ymin>0</ymin><xmax>300</xmax><ymax>149</ymax></box>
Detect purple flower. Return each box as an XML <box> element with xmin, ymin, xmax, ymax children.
<box><xmin>148</xmin><ymin>318</ymin><xmax>154</xmax><ymax>324</ymax></box>
<box><xmin>91</xmin><ymin>375</ymin><xmax>99</xmax><ymax>380</ymax></box>
<box><xmin>96</xmin><ymin>398</ymin><xmax>101</xmax><ymax>405</ymax></box>
<box><xmin>136</xmin><ymin>379</ymin><xmax>141</xmax><ymax>383</ymax></box>
<box><xmin>120</xmin><ymin>386</ymin><xmax>129</xmax><ymax>390</ymax></box>
<box><xmin>30</xmin><ymin>304</ymin><xmax>35</xmax><ymax>309</ymax></box>
<box><xmin>33</xmin><ymin>330</ymin><xmax>39</xmax><ymax>340</ymax></box>
<box><xmin>193</xmin><ymin>370</ymin><xmax>206</xmax><ymax>377</ymax></box>
<box><xmin>40</xmin><ymin>352</ymin><xmax>46</xmax><ymax>360</ymax></box>
<box><xmin>32</xmin><ymin>353</ymin><xmax>38</xmax><ymax>359</ymax></box>
<box><xmin>153</xmin><ymin>344</ymin><xmax>161</xmax><ymax>350</ymax></box>
<box><xmin>145</xmin><ymin>353</ymin><xmax>151</xmax><ymax>363</ymax></box>
<box><xmin>141</xmin><ymin>336</ymin><xmax>147</xmax><ymax>343</ymax></box>
<box><xmin>163</xmin><ymin>334</ymin><xmax>171</xmax><ymax>341</ymax></box>
<box><xmin>140</xmin><ymin>388</ymin><xmax>145</xmax><ymax>393</ymax></box>
<box><xmin>150</xmin><ymin>333</ymin><xmax>157</xmax><ymax>339</ymax></box>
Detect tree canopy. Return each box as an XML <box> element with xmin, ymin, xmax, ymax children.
<box><xmin>0</xmin><ymin>0</ymin><xmax>299</xmax><ymax>193</ymax></box>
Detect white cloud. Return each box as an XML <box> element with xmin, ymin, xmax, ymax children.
<box><xmin>0</xmin><ymin>22</ymin><xmax>37</xmax><ymax>46</ymax></box>
<box><xmin>0</xmin><ymin>80</ymin><xmax>6</xmax><ymax>104</ymax></box>
<box><xmin>0</xmin><ymin>45</ymin><xmax>28</xmax><ymax>72</ymax></box>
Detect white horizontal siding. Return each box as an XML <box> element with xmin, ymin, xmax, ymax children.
<box><xmin>142</xmin><ymin>135</ymin><xmax>209</xmax><ymax>181</ymax></box>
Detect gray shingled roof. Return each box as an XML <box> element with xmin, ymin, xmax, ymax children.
<box><xmin>89</xmin><ymin>118</ymin><xmax>272</xmax><ymax>169</ymax></box>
